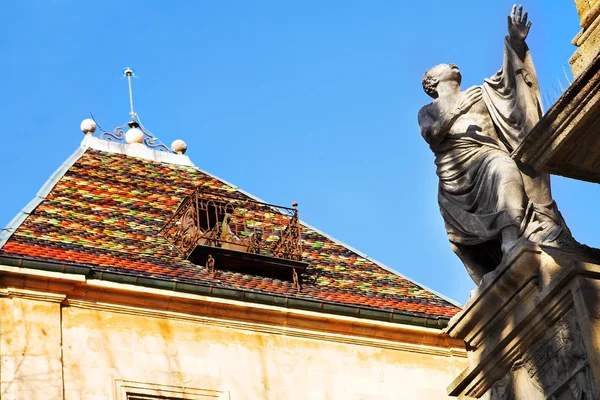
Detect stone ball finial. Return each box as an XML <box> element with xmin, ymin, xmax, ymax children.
<box><xmin>80</xmin><ymin>118</ymin><xmax>97</xmax><ymax>135</ymax></box>
<box><xmin>171</xmin><ymin>139</ymin><xmax>187</xmax><ymax>154</ymax></box>
<box><xmin>125</xmin><ymin>127</ymin><xmax>144</xmax><ymax>144</ymax></box>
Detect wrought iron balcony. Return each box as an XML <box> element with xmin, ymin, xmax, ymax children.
<box><xmin>159</xmin><ymin>189</ymin><xmax>307</xmax><ymax>288</ymax></box>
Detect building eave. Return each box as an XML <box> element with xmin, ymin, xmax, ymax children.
<box><xmin>0</xmin><ymin>254</ymin><xmax>453</xmax><ymax>329</ymax></box>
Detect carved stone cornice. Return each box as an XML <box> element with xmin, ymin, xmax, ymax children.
<box><xmin>513</xmin><ymin>53</ymin><xmax>600</xmax><ymax>183</ymax></box>
<box><xmin>0</xmin><ymin>288</ymin><xmax>67</xmax><ymax>303</ymax></box>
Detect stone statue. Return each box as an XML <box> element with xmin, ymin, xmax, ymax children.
<box><xmin>418</xmin><ymin>5</ymin><xmax>571</xmax><ymax>284</ymax></box>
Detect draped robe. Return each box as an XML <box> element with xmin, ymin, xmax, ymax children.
<box><xmin>421</xmin><ymin>38</ymin><xmax>569</xmax><ymax>283</ymax></box>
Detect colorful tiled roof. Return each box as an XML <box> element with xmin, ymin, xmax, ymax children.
<box><xmin>0</xmin><ymin>140</ymin><xmax>460</xmax><ymax>320</ymax></box>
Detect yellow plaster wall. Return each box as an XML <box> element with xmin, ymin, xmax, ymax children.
<box><xmin>0</xmin><ymin>296</ymin><xmax>63</xmax><ymax>400</ymax></box>
<box><xmin>59</xmin><ymin>306</ymin><xmax>465</xmax><ymax>400</ymax></box>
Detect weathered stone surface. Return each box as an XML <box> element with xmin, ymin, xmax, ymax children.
<box><xmin>446</xmin><ymin>240</ymin><xmax>600</xmax><ymax>398</ymax></box>
<box><xmin>573</xmin><ymin>0</ymin><xmax>599</xmax><ymax>24</ymax></box>
<box><xmin>513</xmin><ymin>53</ymin><xmax>600</xmax><ymax>183</ymax></box>
<box><xmin>570</xmin><ymin>0</ymin><xmax>600</xmax><ymax>76</ymax></box>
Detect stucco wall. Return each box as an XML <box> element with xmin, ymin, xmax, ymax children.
<box><xmin>1</xmin><ymin>294</ymin><xmax>466</xmax><ymax>400</ymax></box>
<box><xmin>0</xmin><ymin>296</ymin><xmax>63</xmax><ymax>399</ymax></box>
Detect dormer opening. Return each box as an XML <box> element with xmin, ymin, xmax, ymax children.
<box><xmin>160</xmin><ymin>189</ymin><xmax>307</xmax><ymax>290</ymax></box>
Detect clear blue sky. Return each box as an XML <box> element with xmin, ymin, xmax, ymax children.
<box><xmin>1</xmin><ymin>1</ymin><xmax>597</xmax><ymax>305</ymax></box>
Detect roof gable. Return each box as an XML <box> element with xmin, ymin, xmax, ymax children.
<box><xmin>0</xmin><ymin>137</ymin><xmax>460</xmax><ymax>322</ymax></box>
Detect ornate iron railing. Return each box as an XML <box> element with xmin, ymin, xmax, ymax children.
<box><xmin>159</xmin><ymin>190</ymin><xmax>303</xmax><ymax>263</ymax></box>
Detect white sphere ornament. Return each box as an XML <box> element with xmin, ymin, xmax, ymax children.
<box><xmin>125</xmin><ymin>127</ymin><xmax>144</xmax><ymax>144</ymax></box>
<box><xmin>80</xmin><ymin>118</ymin><xmax>97</xmax><ymax>135</ymax></box>
<box><xmin>171</xmin><ymin>139</ymin><xmax>188</xmax><ymax>154</ymax></box>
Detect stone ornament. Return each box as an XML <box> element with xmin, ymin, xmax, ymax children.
<box><xmin>418</xmin><ymin>5</ymin><xmax>573</xmax><ymax>284</ymax></box>
<box><xmin>80</xmin><ymin>118</ymin><xmax>97</xmax><ymax>135</ymax></box>
<box><xmin>125</xmin><ymin>127</ymin><xmax>144</xmax><ymax>144</ymax></box>
<box><xmin>483</xmin><ymin>312</ymin><xmax>598</xmax><ymax>399</ymax></box>
<box><xmin>171</xmin><ymin>139</ymin><xmax>187</xmax><ymax>154</ymax></box>
<box><xmin>521</xmin><ymin>314</ymin><xmax>596</xmax><ymax>399</ymax></box>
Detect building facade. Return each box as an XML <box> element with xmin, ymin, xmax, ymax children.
<box><xmin>0</xmin><ymin>134</ymin><xmax>466</xmax><ymax>399</ymax></box>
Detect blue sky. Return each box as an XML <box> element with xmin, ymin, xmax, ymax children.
<box><xmin>1</xmin><ymin>1</ymin><xmax>597</xmax><ymax>305</ymax></box>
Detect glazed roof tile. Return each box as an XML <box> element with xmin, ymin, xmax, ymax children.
<box><xmin>0</xmin><ymin>139</ymin><xmax>460</xmax><ymax>320</ymax></box>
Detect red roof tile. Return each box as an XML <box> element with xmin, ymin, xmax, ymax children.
<box><xmin>0</xmin><ymin>147</ymin><xmax>460</xmax><ymax>319</ymax></box>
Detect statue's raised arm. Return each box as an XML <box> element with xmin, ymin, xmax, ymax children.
<box><xmin>417</xmin><ymin>5</ymin><xmax>573</xmax><ymax>285</ymax></box>
<box><xmin>483</xmin><ymin>4</ymin><xmax>542</xmax><ymax>152</ymax></box>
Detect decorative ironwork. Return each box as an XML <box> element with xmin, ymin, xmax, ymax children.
<box><xmin>95</xmin><ymin>68</ymin><xmax>173</xmax><ymax>153</ymax></box>
<box><xmin>161</xmin><ymin>190</ymin><xmax>302</xmax><ymax>259</ymax></box>
<box><xmin>99</xmin><ymin>123</ymin><xmax>126</xmax><ymax>142</ymax></box>
<box><xmin>206</xmin><ymin>254</ymin><xmax>215</xmax><ymax>277</ymax></box>
<box><xmin>159</xmin><ymin>189</ymin><xmax>305</xmax><ymax>288</ymax></box>
<box><xmin>99</xmin><ymin>121</ymin><xmax>172</xmax><ymax>153</ymax></box>
<box><xmin>292</xmin><ymin>268</ymin><xmax>300</xmax><ymax>293</ymax></box>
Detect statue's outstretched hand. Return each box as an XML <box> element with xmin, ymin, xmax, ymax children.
<box><xmin>508</xmin><ymin>4</ymin><xmax>531</xmax><ymax>42</ymax></box>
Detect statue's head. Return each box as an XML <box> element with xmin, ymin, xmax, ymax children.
<box><xmin>422</xmin><ymin>63</ymin><xmax>462</xmax><ymax>99</ymax></box>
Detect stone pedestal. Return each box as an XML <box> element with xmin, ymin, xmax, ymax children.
<box><xmin>446</xmin><ymin>241</ymin><xmax>600</xmax><ymax>399</ymax></box>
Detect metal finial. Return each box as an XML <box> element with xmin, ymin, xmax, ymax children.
<box><xmin>95</xmin><ymin>68</ymin><xmax>174</xmax><ymax>153</ymax></box>
<box><xmin>123</xmin><ymin>67</ymin><xmax>136</xmax><ymax>121</ymax></box>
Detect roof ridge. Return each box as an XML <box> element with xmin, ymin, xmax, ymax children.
<box><xmin>83</xmin><ymin>135</ymin><xmax>194</xmax><ymax>167</ymax></box>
